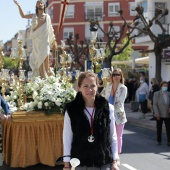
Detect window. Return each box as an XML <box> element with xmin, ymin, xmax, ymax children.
<box><xmin>65</xmin><ymin>5</ymin><xmax>75</xmax><ymax>18</ymax></box>
<box><xmin>108</xmin><ymin>3</ymin><xmax>120</xmax><ymax>17</ymax></box>
<box><xmin>63</xmin><ymin>27</ymin><xmax>74</xmax><ymax>39</ymax></box>
<box><xmin>155</xmin><ymin>2</ymin><xmax>166</xmax><ymax>24</ymax></box>
<box><xmin>85</xmin><ymin>2</ymin><xmax>103</xmax><ymax>21</ymax></box>
<box><xmin>137</xmin><ymin>1</ymin><xmax>148</xmax><ymax>36</ymax></box>
<box><xmin>129</xmin><ymin>2</ymin><xmax>136</xmax><ymax>16</ymax></box>
<box><xmin>108</xmin><ymin>26</ymin><xmax>120</xmax><ymax>38</ymax></box>
<box><xmin>138</xmin><ymin>1</ymin><xmax>148</xmax><ymax>17</ymax></box>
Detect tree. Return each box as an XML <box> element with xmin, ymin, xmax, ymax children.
<box><xmin>124</xmin><ymin>6</ymin><xmax>169</xmax><ymax>82</ymax></box>
<box><xmin>91</xmin><ymin>6</ymin><xmax>169</xmax><ymax>82</ymax></box>
<box><xmin>66</xmin><ymin>34</ymin><xmax>89</xmax><ymax>71</ymax></box>
<box><xmin>90</xmin><ymin>17</ymin><xmax>142</xmax><ymax>69</ymax></box>
<box><xmin>110</xmin><ymin>36</ymin><xmax>134</xmax><ymax>61</ymax></box>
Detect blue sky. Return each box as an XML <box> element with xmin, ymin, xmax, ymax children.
<box><xmin>0</xmin><ymin>0</ymin><xmax>37</xmax><ymax>43</ymax></box>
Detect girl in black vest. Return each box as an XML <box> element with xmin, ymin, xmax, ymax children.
<box><xmin>63</xmin><ymin>71</ymin><xmax>119</xmax><ymax>170</ymax></box>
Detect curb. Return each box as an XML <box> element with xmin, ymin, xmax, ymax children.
<box><xmin>125</xmin><ymin>109</ymin><xmax>166</xmax><ymax>133</ymax></box>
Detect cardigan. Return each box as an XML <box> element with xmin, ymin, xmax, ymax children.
<box><xmin>101</xmin><ymin>83</ymin><xmax>127</xmax><ymax>125</ymax></box>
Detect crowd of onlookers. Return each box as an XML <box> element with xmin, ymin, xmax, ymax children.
<box><xmin>124</xmin><ymin>71</ymin><xmax>170</xmax><ymax>147</ymax></box>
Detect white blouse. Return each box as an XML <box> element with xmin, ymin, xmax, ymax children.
<box><xmin>136</xmin><ymin>82</ymin><xmax>149</xmax><ymax>101</ymax></box>
<box><xmin>63</xmin><ymin>104</ymin><xmax>119</xmax><ymax>162</ymax></box>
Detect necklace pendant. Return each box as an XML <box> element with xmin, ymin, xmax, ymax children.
<box><xmin>88</xmin><ymin>135</ymin><xmax>95</xmax><ymax>142</ymax></box>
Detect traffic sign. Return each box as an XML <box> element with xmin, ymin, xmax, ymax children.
<box><xmin>162</xmin><ymin>49</ymin><xmax>170</xmax><ymax>59</ymax></box>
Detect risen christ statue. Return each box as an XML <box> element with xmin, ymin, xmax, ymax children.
<box><xmin>13</xmin><ymin>0</ymin><xmax>56</xmax><ymax>79</ymax></box>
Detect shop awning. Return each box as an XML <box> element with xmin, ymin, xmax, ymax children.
<box><xmin>111</xmin><ymin>56</ymin><xmax>149</xmax><ymax>65</ymax></box>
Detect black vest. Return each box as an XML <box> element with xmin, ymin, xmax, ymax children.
<box><xmin>64</xmin><ymin>92</ymin><xmax>113</xmax><ymax>167</ymax></box>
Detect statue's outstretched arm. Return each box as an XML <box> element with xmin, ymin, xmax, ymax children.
<box><xmin>13</xmin><ymin>0</ymin><xmax>33</xmax><ymax>19</ymax></box>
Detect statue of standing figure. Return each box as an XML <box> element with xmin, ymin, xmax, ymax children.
<box><xmin>13</xmin><ymin>0</ymin><xmax>56</xmax><ymax>79</ymax></box>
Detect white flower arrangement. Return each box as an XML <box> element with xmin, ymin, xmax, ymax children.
<box><xmin>6</xmin><ymin>76</ymin><xmax>76</xmax><ymax>115</ymax></box>
<box><xmin>6</xmin><ymin>91</ymin><xmax>19</xmax><ymax>113</ymax></box>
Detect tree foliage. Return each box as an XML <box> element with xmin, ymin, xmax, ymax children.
<box><xmin>113</xmin><ymin>36</ymin><xmax>133</xmax><ymax>61</ymax></box>
<box><xmin>3</xmin><ymin>57</ymin><xmax>18</xmax><ymax>69</ymax></box>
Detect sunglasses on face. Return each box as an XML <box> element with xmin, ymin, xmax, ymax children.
<box><xmin>112</xmin><ymin>74</ymin><xmax>121</xmax><ymax>77</ymax></box>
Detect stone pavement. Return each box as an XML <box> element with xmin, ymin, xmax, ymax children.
<box><xmin>125</xmin><ymin>103</ymin><xmax>166</xmax><ymax>133</ymax></box>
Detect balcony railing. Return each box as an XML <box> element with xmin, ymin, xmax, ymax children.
<box><xmin>85</xmin><ymin>12</ymin><xmax>103</xmax><ymax>21</ymax></box>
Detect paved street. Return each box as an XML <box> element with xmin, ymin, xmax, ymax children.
<box><xmin>119</xmin><ymin>123</ymin><xmax>170</xmax><ymax>170</ymax></box>
<box><xmin>1</xmin><ymin>103</ymin><xmax>169</xmax><ymax>170</ymax></box>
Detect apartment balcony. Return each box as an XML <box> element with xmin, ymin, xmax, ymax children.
<box><xmin>85</xmin><ymin>12</ymin><xmax>104</xmax><ymax>21</ymax></box>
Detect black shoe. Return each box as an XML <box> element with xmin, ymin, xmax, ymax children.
<box><xmin>150</xmin><ymin>117</ymin><xmax>156</xmax><ymax>121</ymax></box>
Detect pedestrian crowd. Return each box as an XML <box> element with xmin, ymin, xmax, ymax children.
<box><xmin>122</xmin><ymin>70</ymin><xmax>170</xmax><ymax>147</ymax></box>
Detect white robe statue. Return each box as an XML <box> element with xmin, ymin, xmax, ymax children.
<box><xmin>29</xmin><ymin>14</ymin><xmax>55</xmax><ymax>78</ymax></box>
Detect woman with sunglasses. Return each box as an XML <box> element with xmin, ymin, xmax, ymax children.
<box><xmin>101</xmin><ymin>68</ymin><xmax>127</xmax><ymax>157</ymax></box>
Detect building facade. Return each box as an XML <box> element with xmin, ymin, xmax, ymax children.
<box><xmin>46</xmin><ymin>0</ymin><xmax>137</xmax><ymax>44</ymax></box>
<box><xmin>45</xmin><ymin>0</ymin><xmax>148</xmax><ymax>70</ymax></box>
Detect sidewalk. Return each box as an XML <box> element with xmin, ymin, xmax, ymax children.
<box><xmin>124</xmin><ymin>103</ymin><xmax>166</xmax><ymax>133</ymax></box>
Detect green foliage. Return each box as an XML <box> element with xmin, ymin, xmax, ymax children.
<box><xmin>3</xmin><ymin>57</ymin><xmax>18</xmax><ymax>69</ymax></box>
<box><xmin>105</xmin><ymin>36</ymin><xmax>134</xmax><ymax>62</ymax></box>
<box><xmin>113</xmin><ymin>37</ymin><xmax>134</xmax><ymax>61</ymax></box>
<box><xmin>105</xmin><ymin>40</ymin><xmax>117</xmax><ymax>58</ymax></box>
<box><xmin>105</xmin><ymin>47</ymin><xmax>111</xmax><ymax>58</ymax></box>
<box><xmin>95</xmin><ymin>64</ymin><xmax>102</xmax><ymax>73</ymax></box>
<box><xmin>3</xmin><ymin>56</ymin><xmax>30</xmax><ymax>71</ymax></box>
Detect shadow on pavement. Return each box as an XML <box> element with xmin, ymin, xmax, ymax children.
<box><xmin>1</xmin><ymin>163</ymin><xmax>63</xmax><ymax>170</ymax></box>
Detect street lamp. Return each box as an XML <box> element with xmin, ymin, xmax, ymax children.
<box><xmin>89</xmin><ymin>24</ymin><xmax>106</xmax><ymax>74</ymax></box>
<box><xmin>60</xmin><ymin>40</ymin><xmax>72</xmax><ymax>82</ymax></box>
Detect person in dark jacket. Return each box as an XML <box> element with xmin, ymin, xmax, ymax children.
<box><xmin>153</xmin><ymin>81</ymin><xmax>170</xmax><ymax>146</ymax></box>
<box><xmin>63</xmin><ymin>71</ymin><xmax>119</xmax><ymax>170</ymax></box>
<box><xmin>148</xmin><ymin>78</ymin><xmax>160</xmax><ymax>120</ymax></box>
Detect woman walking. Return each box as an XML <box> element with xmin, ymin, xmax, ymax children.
<box><xmin>136</xmin><ymin>76</ymin><xmax>149</xmax><ymax>119</ymax></box>
<box><xmin>101</xmin><ymin>68</ymin><xmax>127</xmax><ymax>155</ymax></box>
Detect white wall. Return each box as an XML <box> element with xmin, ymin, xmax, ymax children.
<box><xmin>149</xmin><ymin>52</ymin><xmax>155</xmax><ymax>80</ymax></box>
<box><xmin>12</xmin><ymin>39</ymin><xmax>18</xmax><ymax>49</ymax></box>
<box><xmin>161</xmin><ymin>62</ymin><xmax>170</xmax><ymax>81</ymax></box>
